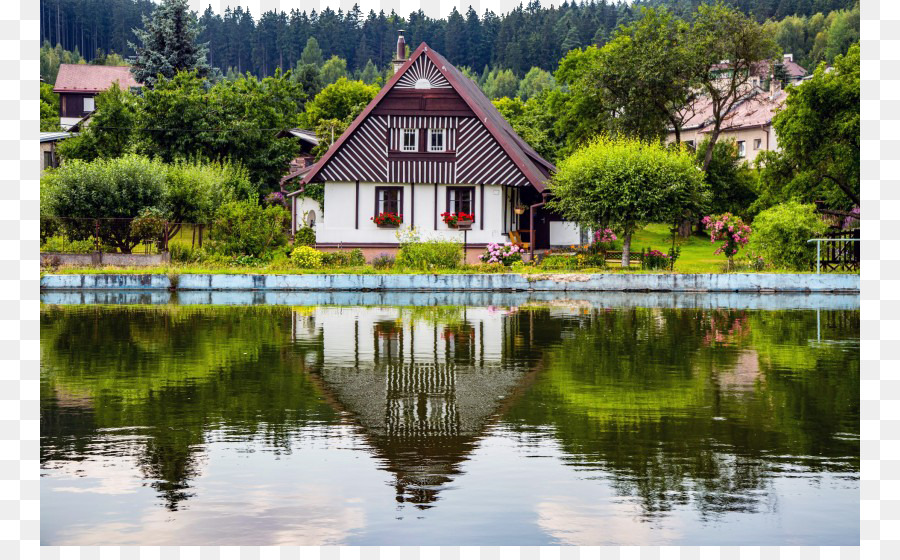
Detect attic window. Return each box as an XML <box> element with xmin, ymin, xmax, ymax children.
<box><xmin>414</xmin><ymin>78</ymin><xmax>432</xmax><ymax>89</ymax></box>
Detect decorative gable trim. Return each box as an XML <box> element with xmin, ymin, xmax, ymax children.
<box><xmin>395</xmin><ymin>56</ymin><xmax>451</xmax><ymax>89</ymax></box>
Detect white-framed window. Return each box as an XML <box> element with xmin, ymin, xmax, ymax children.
<box><xmin>83</xmin><ymin>96</ymin><xmax>95</xmax><ymax>112</ymax></box>
<box><xmin>427</xmin><ymin>128</ymin><xmax>445</xmax><ymax>152</ymax></box>
<box><xmin>401</xmin><ymin>128</ymin><xmax>418</xmax><ymax>152</ymax></box>
<box><xmin>737</xmin><ymin>140</ymin><xmax>746</xmax><ymax>158</ymax></box>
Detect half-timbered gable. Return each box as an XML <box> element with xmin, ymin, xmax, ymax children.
<box><xmin>302</xmin><ymin>43</ymin><xmax>550</xmax><ymax>190</ymax></box>
<box><xmin>288</xmin><ymin>38</ymin><xmax>580</xmax><ymax>259</ymax></box>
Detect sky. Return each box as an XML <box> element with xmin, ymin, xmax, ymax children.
<box><xmin>185</xmin><ymin>1</ymin><xmax>552</xmax><ymax>19</ymax></box>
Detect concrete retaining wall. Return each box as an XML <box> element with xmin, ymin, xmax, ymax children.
<box><xmin>40</xmin><ymin>290</ymin><xmax>860</xmax><ymax>310</ymax></box>
<box><xmin>40</xmin><ymin>273</ymin><xmax>860</xmax><ymax>293</ymax></box>
<box><xmin>41</xmin><ymin>252</ymin><xmax>170</xmax><ymax>267</ymax></box>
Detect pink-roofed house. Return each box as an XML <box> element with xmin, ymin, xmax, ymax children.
<box><xmin>668</xmin><ymin>54</ymin><xmax>807</xmax><ymax>164</ymax></box>
<box><xmin>52</xmin><ymin>64</ymin><xmax>143</xmax><ymax>130</ymax></box>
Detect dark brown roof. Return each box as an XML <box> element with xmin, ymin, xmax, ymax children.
<box><xmin>299</xmin><ymin>43</ymin><xmax>554</xmax><ymax>192</ymax></box>
<box><xmin>53</xmin><ymin>64</ymin><xmax>142</xmax><ymax>93</ymax></box>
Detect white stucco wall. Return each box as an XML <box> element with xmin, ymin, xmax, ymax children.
<box><xmin>549</xmin><ymin>221</ymin><xmax>582</xmax><ymax>247</ymax></box>
<box><xmin>316</xmin><ymin>182</ymin><xmax>513</xmax><ymax>245</ymax></box>
<box><xmin>293</xmin><ymin>197</ymin><xmax>323</xmax><ymax>231</ymax></box>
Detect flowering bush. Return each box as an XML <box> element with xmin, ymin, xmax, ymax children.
<box><xmin>372</xmin><ymin>212</ymin><xmax>403</xmax><ymax>227</ymax></box>
<box><xmin>290</xmin><ymin>245</ymin><xmax>324</xmax><ymax>268</ymax></box>
<box><xmin>594</xmin><ymin>228</ymin><xmax>617</xmax><ymax>243</ymax></box>
<box><xmin>441</xmin><ymin>211</ymin><xmax>475</xmax><ymax>227</ymax></box>
<box><xmin>479</xmin><ymin>242</ymin><xmax>524</xmax><ymax>266</ymax></box>
<box><xmin>264</xmin><ymin>191</ymin><xmax>286</xmax><ymax>207</ymax></box>
<box><xmin>702</xmin><ymin>213</ymin><xmax>751</xmax><ymax>264</ymax></box>
<box><xmin>640</xmin><ymin>247</ymin><xmax>679</xmax><ymax>270</ymax></box>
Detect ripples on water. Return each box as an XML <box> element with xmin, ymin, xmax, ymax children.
<box><xmin>40</xmin><ymin>297</ymin><xmax>859</xmax><ymax>545</ymax></box>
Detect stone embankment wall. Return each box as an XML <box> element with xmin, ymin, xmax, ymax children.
<box><xmin>40</xmin><ymin>273</ymin><xmax>860</xmax><ymax>293</ymax></box>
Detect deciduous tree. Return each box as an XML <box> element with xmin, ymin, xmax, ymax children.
<box><xmin>547</xmin><ymin>136</ymin><xmax>707</xmax><ymax>266</ymax></box>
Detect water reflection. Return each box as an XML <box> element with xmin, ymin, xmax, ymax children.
<box><xmin>40</xmin><ymin>301</ymin><xmax>859</xmax><ymax>545</ymax></box>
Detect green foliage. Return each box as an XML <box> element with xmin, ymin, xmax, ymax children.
<box><xmin>482</xmin><ymin>68</ymin><xmax>519</xmax><ymax>100</ymax></box>
<box><xmin>492</xmin><ymin>93</ymin><xmax>565</xmax><ymax>162</ymax></box>
<box><xmin>640</xmin><ymin>247</ymin><xmax>677</xmax><ymax>270</ymax></box>
<box><xmin>208</xmin><ymin>199</ymin><xmax>290</xmax><ymax>258</ymax></box>
<box><xmin>358</xmin><ymin>60</ymin><xmax>382</xmax><ymax>85</ymax></box>
<box><xmin>40</xmin><ymin>236</ymin><xmax>96</xmax><ymax>254</ymax></box>
<box><xmin>748</xmin><ymin>202</ymin><xmax>828</xmax><ymax>270</ymax></box>
<box><xmin>161</xmin><ymin>159</ymin><xmax>255</xmax><ymax>226</ymax></box>
<box><xmin>139</xmin><ymin>70</ymin><xmax>304</xmax><ymax>189</ymax></box>
<box><xmin>302</xmin><ymin>78</ymin><xmax>378</xmax><ymax>129</ymax></box>
<box><xmin>570</xmin><ymin>7</ymin><xmax>699</xmax><ymax>142</ymax></box>
<box><xmin>129</xmin><ymin>0</ymin><xmax>210</xmax><ymax>87</ymax></box>
<box><xmin>692</xmin><ymin>2</ymin><xmax>780</xmax><ymax>169</ymax></box>
<box><xmin>56</xmin><ymin>83</ymin><xmax>140</xmax><ymax>161</ymax></box>
<box><xmin>319</xmin><ymin>55</ymin><xmax>348</xmax><ymax>85</ymax></box>
<box><xmin>540</xmin><ymin>254</ymin><xmax>578</xmax><ymax>270</ymax></box>
<box><xmin>300</xmin><ymin>37</ymin><xmax>324</xmax><ymax>67</ymax></box>
<box><xmin>40</xmin><ymin>83</ymin><xmax>60</xmax><ymax>132</ymax></box>
<box><xmin>547</xmin><ymin>136</ymin><xmax>707</xmax><ymax>264</ymax></box>
<box><xmin>321</xmin><ymin>249</ymin><xmax>365</xmax><ymax>267</ymax></box>
<box><xmin>371</xmin><ymin>253</ymin><xmax>395</xmax><ymax>270</ymax></box>
<box><xmin>516</xmin><ymin>67</ymin><xmax>556</xmax><ymax>100</ymax></box>
<box><xmin>698</xmin><ymin>138</ymin><xmax>758</xmax><ymax>217</ymax></box>
<box><xmin>40</xmin><ymin>154</ymin><xmax>168</xmax><ymax>252</ymax></box>
<box><xmin>396</xmin><ymin>240</ymin><xmax>463</xmax><ymax>270</ymax></box>
<box><xmin>757</xmin><ymin>43</ymin><xmax>859</xmax><ymax>209</ymax></box>
<box><xmin>290</xmin><ymin>245</ymin><xmax>324</xmax><ymax>268</ymax></box>
<box><xmin>294</xmin><ymin>226</ymin><xmax>316</xmax><ymax>247</ymax></box>
<box><xmin>129</xmin><ymin>208</ymin><xmax>167</xmax><ymax>250</ymax></box>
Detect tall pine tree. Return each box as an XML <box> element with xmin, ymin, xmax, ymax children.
<box><xmin>130</xmin><ymin>0</ymin><xmax>209</xmax><ymax>87</ymax></box>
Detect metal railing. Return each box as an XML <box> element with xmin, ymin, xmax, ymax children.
<box><xmin>807</xmin><ymin>237</ymin><xmax>861</xmax><ymax>274</ymax></box>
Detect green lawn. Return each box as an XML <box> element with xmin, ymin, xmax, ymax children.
<box><xmin>629</xmin><ymin>223</ymin><xmax>724</xmax><ymax>273</ymax></box>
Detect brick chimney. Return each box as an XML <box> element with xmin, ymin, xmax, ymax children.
<box><xmin>393</xmin><ymin>31</ymin><xmax>407</xmax><ymax>74</ymax></box>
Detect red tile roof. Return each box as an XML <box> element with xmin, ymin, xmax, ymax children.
<box><xmin>52</xmin><ymin>64</ymin><xmax>142</xmax><ymax>93</ymax></box>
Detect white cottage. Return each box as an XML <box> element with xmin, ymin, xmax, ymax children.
<box><xmin>288</xmin><ymin>34</ymin><xmax>582</xmax><ymax>261</ymax></box>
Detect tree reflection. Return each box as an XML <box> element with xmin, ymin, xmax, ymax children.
<box><xmin>40</xmin><ymin>303</ymin><xmax>858</xmax><ymax>517</ymax></box>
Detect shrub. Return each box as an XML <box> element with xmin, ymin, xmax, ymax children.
<box><xmin>208</xmin><ymin>199</ymin><xmax>290</xmax><ymax>258</ymax></box>
<box><xmin>372</xmin><ymin>253</ymin><xmax>395</xmax><ymax>270</ymax></box>
<box><xmin>294</xmin><ymin>226</ymin><xmax>316</xmax><ymax>247</ymax></box>
<box><xmin>640</xmin><ymin>248</ymin><xmax>677</xmax><ymax>271</ymax></box>
<box><xmin>748</xmin><ymin>202</ymin><xmax>828</xmax><ymax>270</ymax></box>
<box><xmin>702</xmin><ymin>213</ymin><xmax>752</xmax><ymax>265</ymax></box>
<box><xmin>169</xmin><ymin>243</ymin><xmax>197</xmax><ymax>263</ymax></box>
<box><xmin>130</xmin><ymin>208</ymin><xmax>167</xmax><ymax>251</ymax></box>
<box><xmin>396</xmin><ymin>240</ymin><xmax>463</xmax><ymax>270</ymax></box>
<box><xmin>479</xmin><ymin>242</ymin><xmax>524</xmax><ymax>266</ymax></box>
<box><xmin>575</xmin><ymin>252</ymin><xmax>607</xmax><ymax>269</ymax></box>
<box><xmin>40</xmin><ymin>236</ymin><xmax>96</xmax><ymax>254</ymax></box>
<box><xmin>321</xmin><ymin>249</ymin><xmax>366</xmax><ymax>267</ymax></box>
<box><xmin>540</xmin><ymin>254</ymin><xmax>577</xmax><ymax>270</ymax></box>
<box><xmin>290</xmin><ymin>245</ymin><xmax>324</xmax><ymax>268</ymax></box>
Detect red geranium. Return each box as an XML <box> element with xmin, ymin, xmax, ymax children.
<box><xmin>372</xmin><ymin>212</ymin><xmax>403</xmax><ymax>226</ymax></box>
<box><xmin>441</xmin><ymin>211</ymin><xmax>475</xmax><ymax>226</ymax></box>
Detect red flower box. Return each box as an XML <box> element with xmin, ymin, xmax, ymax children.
<box><xmin>372</xmin><ymin>212</ymin><xmax>403</xmax><ymax>228</ymax></box>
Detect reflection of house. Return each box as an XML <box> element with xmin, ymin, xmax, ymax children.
<box><xmin>53</xmin><ymin>64</ymin><xmax>142</xmax><ymax>130</ymax></box>
<box><xmin>670</xmin><ymin>55</ymin><xmax>807</xmax><ymax>164</ymax></box>
<box><xmin>297</xmin><ymin>306</ymin><xmax>529</xmax><ymax>507</ymax></box>
<box><xmin>288</xmin><ymin>33</ymin><xmax>580</xmax><ymax>261</ymax></box>
<box><xmin>40</xmin><ymin>131</ymin><xmax>75</xmax><ymax>173</ymax></box>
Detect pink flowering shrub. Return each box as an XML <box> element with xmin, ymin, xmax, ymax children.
<box><xmin>479</xmin><ymin>242</ymin><xmax>524</xmax><ymax>266</ymax></box>
<box><xmin>702</xmin><ymin>213</ymin><xmax>751</xmax><ymax>262</ymax></box>
<box><xmin>594</xmin><ymin>228</ymin><xmax>617</xmax><ymax>243</ymax></box>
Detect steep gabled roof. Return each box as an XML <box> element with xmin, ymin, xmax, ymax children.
<box><xmin>53</xmin><ymin>64</ymin><xmax>142</xmax><ymax>93</ymax></box>
<box><xmin>299</xmin><ymin>43</ymin><xmax>554</xmax><ymax>192</ymax></box>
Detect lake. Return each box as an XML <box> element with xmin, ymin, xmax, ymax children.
<box><xmin>40</xmin><ymin>292</ymin><xmax>860</xmax><ymax>546</ymax></box>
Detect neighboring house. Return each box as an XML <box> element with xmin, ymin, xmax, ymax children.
<box><xmin>670</xmin><ymin>54</ymin><xmax>806</xmax><ymax>163</ymax></box>
<box><xmin>40</xmin><ymin>131</ymin><xmax>75</xmax><ymax>173</ymax></box>
<box><xmin>675</xmin><ymin>86</ymin><xmax>787</xmax><ymax>163</ymax></box>
<box><xmin>289</xmin><ymin>34</ymin><xmax>577</xmax><ymax>261</ymax></box>
<box><xmin>278</xmin><ymin>128</ymin><xmax>321</xmax><ymax>227</ymax></box>
<box><xmin>52</xmin><ymin>64</ymin><xmax>142</xmax><ymax>130</ymax></box>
